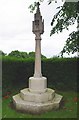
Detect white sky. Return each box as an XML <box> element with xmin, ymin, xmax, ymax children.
<box><xmin>0</xmin><ymin>0</ymin><xmax>77</xmax><ymax>58</ymax></box>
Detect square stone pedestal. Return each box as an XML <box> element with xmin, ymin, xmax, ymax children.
<box><xmin>12</xmin><ymin>77</ymin><xmax>63</xmax><ymax>114</ymax></box>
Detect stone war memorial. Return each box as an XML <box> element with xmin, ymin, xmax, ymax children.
<box><xmin>12</xmin><ymin>2</ymin><xmax>63</xmax><ymax>114</ymax></box>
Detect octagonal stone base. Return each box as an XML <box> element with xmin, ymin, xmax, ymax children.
<box><xmin>20</xmin><ymin>88</ymin><xmax>55</xmax><ymax>103</ymax></box>
<box><xmin>12</xmin><ymin>88</ymin><xmax>63</xmax><ymax>114</ymax></box>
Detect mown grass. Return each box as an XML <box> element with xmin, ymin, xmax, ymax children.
<box><xmin>2</xmin><ymin>89</ymin><xmax>78</xmax><ymax>119</ymax></box>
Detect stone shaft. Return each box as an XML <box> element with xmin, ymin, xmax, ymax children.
<box><xmin>34</xmin><ymin>34</ymin><xmax>42</xmax><ymax>77</ymax></box>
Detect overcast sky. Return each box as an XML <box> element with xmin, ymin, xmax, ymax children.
<box><xmin>0</xmin><ymin>0</ymin><xmax>77</xmax><ymax>58</ymax></box>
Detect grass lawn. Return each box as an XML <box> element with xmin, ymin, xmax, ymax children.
<box><xmin>2</xmin><ymin>89</ymin><xmax>78</xmax><ymax>119</ymax></box>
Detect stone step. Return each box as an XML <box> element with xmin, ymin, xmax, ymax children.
<box><xmin>12</xmin><ymin>91</ymin><xmax>63</xmax><ymax>114</ymax></box>
<box><xmin>20</xmin><ymin>88</ymin><xmax>55</xmax><ymax>103</ymax></box>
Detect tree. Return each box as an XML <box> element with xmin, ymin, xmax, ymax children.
<box><xmin>8</xmin><ymin>50</ymin><xmax>46</xmax><ymax>59</ymax></box>
<box><xmin>0</xmin><ymin>50</ymin><xmax>6</xmax><ymax>56</ymax></box>
<box><xmin>50</xmin><ymin>1</ymin><xmax>79</xmax><ymax>56</ymax></box>
<box><xmin>28</xmin><ymin>51</ymin><xmax>46</xmax><ymax>59</ymax></box>
<box><xmin>28</xmin><ymin>52</ymin><xmax>35</xmax><ymax>58</ymax></box>
<box><xmin>29</xmin><ymin>0</ymin><xmax>79</xmax><ymax>56</ymax></box>
<box><xmin>8</xmin><ymin>50</ymin><xmax>28</xmax><ymax>58</ymax></box>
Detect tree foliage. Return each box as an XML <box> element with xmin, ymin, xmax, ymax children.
<box><xmin>29</xmin><ymin>0</ymin><xmax>79</xmax><ymax>56</ymax></box>
<box><xmin>50</xmin><ymin>1</ymin><xmax>79</xmax><ymax>56</ymax></box>
<box><xmin>8</xmin><ymin>50</ymin><xmax>46</xmax><ymax>59</ymax></box>
<box><xmin>0</xmin><ymin>50</ymin><xmax>6</xmax><ymax>56</ymax></box>
<box><xmin>61</xmin><ymin>30</ymin><xmax>79</xmax><ymax>56</ymax></box>
<box><xmin>8</xmin><ymin>50</ymin><xmax>28</xmax><ymax>58</ymax></box>
<box><xmin>50</xmin><ymin>2</ymin><xmax>77</xmax><ymax>35</ymax></box>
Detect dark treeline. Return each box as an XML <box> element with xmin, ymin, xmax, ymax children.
<box><xmin>0</xmin><ymin>50</ymin><xmax>46</xmax><ymax>59</ymax></box>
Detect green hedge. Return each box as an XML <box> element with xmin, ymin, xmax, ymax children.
<box><xmin>42</xmin><ymin>58</ymin><xmax>77</xmax><ymax>91</ymax></box>
<box><xmin>2</xmin><ymin>56</ymin><xmax>77</xmax><ymax>95</ymax></box>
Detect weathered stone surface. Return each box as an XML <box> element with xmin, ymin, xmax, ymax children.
<box><xmin>29</xmin><ymin>77</ymin><xmax>47</xmax><ymax>93</ymax></box>
<box><xmin>20</xmin><ymin>88</ymin><xmax>55</xmax><ymax>103</ymax></box>
<box><xmin>13</xmin><ymin>91</ymin><xmax>63</xmax><ymax>114</ymax></box>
